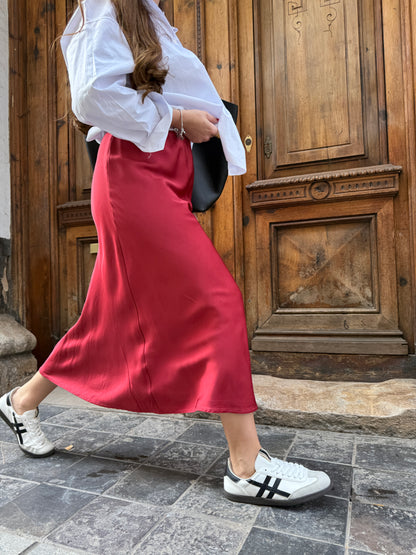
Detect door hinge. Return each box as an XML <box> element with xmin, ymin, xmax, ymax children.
<box><xmin>264</xmin><ymin>136</ymin><xmax>272</xmax><ymax>159</ymax></box>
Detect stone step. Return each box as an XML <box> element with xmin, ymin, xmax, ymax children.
<box><xmin>43</xmin><ymin>378</ymin><xmax>416</xmax><ymax>439</ymax></box>
<box><xmin>0</xmin><ymin>314</ymin><xmax>37</xmax><ymax>394</ymax></box>
<box><xmin>253</xmin><ymin>375</ymin><xmax>416</xmax><ymax>438</ymax></box>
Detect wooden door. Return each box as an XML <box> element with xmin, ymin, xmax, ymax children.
<box><xmin>10</xmin><ymin>0</ymin><xmax>416</xmax><ymax>378</ymax></box>
<box><xmin>250</xmin><ymin>0</ymin><xmax>408</xmax><ymax>354</ymax></box>
<box><xmin>238</xmin><ymin>0</ymin><xmax>416</xmax><ymax>377</ymax></box>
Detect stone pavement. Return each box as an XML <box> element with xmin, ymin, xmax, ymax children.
<box><xmin>0</xmin><ymin>397</ymin><xmax>415</xmax><ymax>554</ymax></box>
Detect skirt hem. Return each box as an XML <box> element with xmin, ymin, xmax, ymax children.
<box><xmin>39</xmin><ymin>369</ymin><xmax>258</xmax><ymax>415</ymax></box>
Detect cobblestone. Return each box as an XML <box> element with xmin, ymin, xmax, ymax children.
<box><xmin>0</xmin><ymin>398</ymin><xmax>415</xmax><ymax>554</ymax></box>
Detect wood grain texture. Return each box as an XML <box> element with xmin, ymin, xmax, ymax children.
<box><xmin>172</xmin><ymin>1</ymin><xmax>213</xmax><ymax>241</ymax></box>
<box><xmin>280</xmin><ymin>0</ymin><xmax>363</xmax><ymax>161</ymax></box>
<box><xmin>59</xmin><ymin>225</ymin><xmax>98</xmax><ymax>335</ymax></box>
<box><xmin>252</xmin><ymin>196</ymin><xmax>406</xmax><ymax>354</ymax></box>
<box><xmin>255</xmin><ymin>0</ymin><xmax>386</xmax><ymax>178</ymax></box>
<box><xmin>9</xmin><ymin>0</ymin><xmax>28</xmax><ymax>325</ymax></box>
<box><xmin>55</xmin><ymin>1</ymin><xmax>71</xmax><ymax>207</ymax></box>
<box><xmin>409</xmin><ymin>0</ymin><xmax>416</xmax><ymax>352</ymax></box>
<box><xmin>238</xmin><ymin>0</ymin><xmax>259</xmax><ymax>338</ymax></box>
<box><xmin>250</xmin><ymin>351</ymin><xmax>416</xmax><ymax>382</ymax></box>
<box><xmin>205</xmin><ymin>0</ymin><xmax>236</xmax><ymax>277</ymax></box>
<box><xmin>247</xmin><ymin>164</ymin><xmax>401</xmax><ymax>208</ymax></box>
<box><xmin>274</xmin><ymin>218</ymin><xmax>375</xmax><ymax>310</ymax></box>
<box><xmin>243</xmin><ymin>0</ymin><xmax>414</xmax><ymax>360</ymax></box>
<box><xmin>382</xmin><ymin>0</ymin><xmax>415</xmax><ymax>352</ymax></box>
<box><xmin>24</xmin><ymin>0</ymin><xmax>57</xmax><ymax>360</ymax></box>
<box><xmin>9</xmin><ymin>0</ymin><xmax>416</xmax><ymax>373</ymax></box>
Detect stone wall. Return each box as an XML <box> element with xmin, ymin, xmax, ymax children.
<box><xmin>0</xmin><ymin>237</ymin><xmax>10</xmax><ymax>312</ymax></box>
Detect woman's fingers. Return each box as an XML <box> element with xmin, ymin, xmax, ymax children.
<box><xmin>206</xmin><ymin>112</ymin><xmax>219</xmax><ymax>124</ymax></box>
<box><xmin>182</xmin><ymin>110</ymin><xmax>219</xmax><ymax>143</ymax></box>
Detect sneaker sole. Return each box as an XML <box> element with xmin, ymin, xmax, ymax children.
<box><xmin>0</xmin><ymin>407</ymin><xmax>55</xmax><ymax>459</ymax></box>
<box><xmin>224</xmin><ymin>481</ymin><xmax>332</xmax><ymax>507</ymax></box>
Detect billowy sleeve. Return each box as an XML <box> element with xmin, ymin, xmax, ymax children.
<box><xmin>61</xmin><ymin>16</ymin><xmax>172</xmax><ymax>152</ymax></box>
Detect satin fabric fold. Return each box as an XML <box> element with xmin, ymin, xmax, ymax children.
<box><xmin>40</xmin><ymin>134</ymin><xmax>257</xmax><ymax>414</ymax></box>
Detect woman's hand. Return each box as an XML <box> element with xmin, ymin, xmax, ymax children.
<box><xmin>172</xmin><ymin>109</ymin><xmax>218</xmax><ymax>143</ymax></box>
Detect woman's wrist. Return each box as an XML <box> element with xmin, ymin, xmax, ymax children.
<box><xmin>171</xmin><ymin>108</ymin><xmax>181</xmax><ymax>129</ymax></box>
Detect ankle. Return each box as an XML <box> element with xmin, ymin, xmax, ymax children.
<box><xmin>230</xmin><ymin>452</ymin><xmax>258</xmax><ymax>479</ymax></box>
<box><xmin>11</xmin><ymin>388</ymin><xmax>36</xmax><ymax>415</ymax></box>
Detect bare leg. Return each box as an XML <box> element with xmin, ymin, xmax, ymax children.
<box><xmin>220</xmin><ymin>413</ymin><xmax>261</xmax><ymax>478</ymax></box>
<box><xmin>11</xmin><ymin>372</ymin><xmax>56</xmax><ymax>415</ymax></box>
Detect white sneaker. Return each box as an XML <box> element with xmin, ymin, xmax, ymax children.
<box><xmin>0</xmin><ymin>387</ymin><xmax>55</xmax><ymax>458</ymax></box>
<box><xmin>224</xmin><ymin>448</ymin><xmax>332</xmax><ymax>507</ymax></box>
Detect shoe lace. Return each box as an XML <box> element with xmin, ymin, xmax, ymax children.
<box><xmin>267</xmin><ymin>457</ymin><xmax>307</xmax><ymax>481</ymax></box>
<box><xmin>23</xmin><ymin>411</ymin><xmax>49</xmax><ymax>448</ymax></box>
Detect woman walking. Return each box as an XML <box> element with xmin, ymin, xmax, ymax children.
<box><xmin>0</xmin><ymin>0</ymin><xmax>331</xmax><ymax>506</ymax></box>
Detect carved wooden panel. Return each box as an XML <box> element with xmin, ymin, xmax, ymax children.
<box><xmin>60</xmin><ymin>226</ymin><xmax>98</xmax><ymax>333</ymax></box>
<box><xmin>57</xmin><ymin>200</ymin><xmax>94</xmax><ymax>229</ymax></box>
<box><xmin>247</xmin><ymin>0</ymin><xmax>413</xmax><ymax>361</ymax></box>
<box><xmin>273</xmin><ymin>217</ymin><xmax>376</xmax><ymax>311</ymax></box>
<box><xmin>251</xmin><ymin>190</ymin><xmax>407</xmax><ymax>354</ymax></box>
<box><xmin>248</xmin><ymin>164</ymin><xmax>401</xmax><ymax>208</ymax></box>
<box><xmin>78</xmin><ymin>238</ymin><xmax>98</xmax><ymax>314</ymax></box>
<box><xmin>73</xmin><ymin>132</ymin><xmax>94</xmax><ymax>198</ymax></box>
<box><xmin>286</xmin><ymin>0</ymin><xmax>362</xmax><ymax>157</ymax></box>
<box><xmin>256</xmin><ymin>0</ymin><xmax>386</xmax><ymax>178</ymax></box>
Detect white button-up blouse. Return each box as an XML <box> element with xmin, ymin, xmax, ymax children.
<box><xmin>61</xmin><ymin>0</ymin><xmax>246</xmax><ymax>175</ymax></box>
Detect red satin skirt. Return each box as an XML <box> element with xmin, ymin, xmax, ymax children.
<box><xmin>39</xmin><ymin>132</ymin><xmax>258</xmax><ymax>414</ymax></box>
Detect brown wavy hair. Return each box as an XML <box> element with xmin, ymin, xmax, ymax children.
<box><xmin>74</xmin><ymin>0</ymin><xmax>168</xmax><ymax>133</ymax></box>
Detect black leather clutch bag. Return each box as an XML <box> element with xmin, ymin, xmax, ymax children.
<box><xmin>85</xmin><ymin>99</ymin><xmax>238</xmax><ymax>213</ymax></box>
<box><xmin>85</xmin><ymin>137</ymin><xmax>100</xmax><ymax>169</ymax></box>
<box><xmin>191</xmin><ymin>100</ymin><xmax>238</xmax><ymax>213</ymax></box>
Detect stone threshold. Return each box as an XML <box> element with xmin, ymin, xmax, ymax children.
<box><xmin>43</xmin><ymin>377</ymin><xmax>416</xmax><ymax>439</ymax></box>
<box><xmin>252</xmin><ymin>375</ymin><xmax>416</xmax><ymax>438</ymax></box>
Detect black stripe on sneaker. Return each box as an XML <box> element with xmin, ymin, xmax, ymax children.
<box><xmin>225</xmin><ymin>463</ymin><xmax>241</xmax><ymax>483</ymax></box>
<box><xmin>248</xmin><ymin>475</ymin><xmax>291</xmax><ymax>499</ymax></box>
<box><xmin>12</xmin><ymin>414</ymin><xmax>27</xmax><ymax>445</ymax></box>
<box><xmin>256</xmin><ymin>475</ymin><xmax>272</xmax><ymax>497</ymax></box>
<box><xmin>267</xmin><ymin>477</ymin><xmax>282</xmax><ymax>499</ymax></box>
<box><xmin>259</xmin><ymin>448</ymin><xmax>271</xmax><ymax>461</ymax></box>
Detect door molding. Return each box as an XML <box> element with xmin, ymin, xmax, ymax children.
<box><xmin>9</xmin><ymin>0</ymin><xmax>28</xmax><ymax>325</ymax></box>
